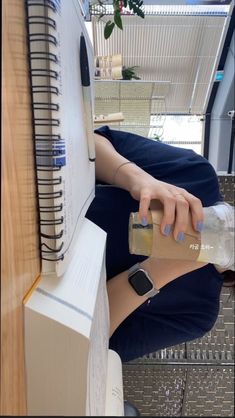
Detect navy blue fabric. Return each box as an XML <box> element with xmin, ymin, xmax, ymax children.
<box><xmin>85</xmin><ymin>126</ymin><xmax>224</xmax><ymax>362</ymax></box>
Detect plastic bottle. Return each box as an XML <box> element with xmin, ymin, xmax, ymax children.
<box><xmin>128</xmin><ymin>201</ymin><xmax>235</xmax><ymax>270</ymax></box>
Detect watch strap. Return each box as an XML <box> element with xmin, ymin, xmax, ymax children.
<box><xmin>128</xmin><ymin>262</ymin><xmax>142</xmax><ymax>276</ymax></box>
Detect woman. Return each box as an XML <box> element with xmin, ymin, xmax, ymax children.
<box><xmin>86</xmin><ymin>125</ymin><xmax>234</xmax><ymax>363</ymax></box>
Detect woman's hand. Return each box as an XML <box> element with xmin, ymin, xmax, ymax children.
<box><xmin>130</xmin><ymin>175</ymin><xmax>204</xmax><ymax>242</ymax></box>
<box><xmin>94</xmin><ymin>133</ymin><xmax>204</xmax><ymax>241</ymax></box>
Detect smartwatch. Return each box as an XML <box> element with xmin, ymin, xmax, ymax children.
<box><xmin>128</xmin><ymin>263</ymin><xmax>160</xmax><ymax>298</ymax></box>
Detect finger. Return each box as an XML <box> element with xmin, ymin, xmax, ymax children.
<box><xmin>173</xmin><ymin>197</ymin><xmax>190</xmax><ymax>242</ymax></box>
<box><xmin>139</xmin><ymin>193</ymin><xmax>151</xmax><ymax>225</ymax></box>
<box><xmin>160</xmin><ymin>195</ymin><xmax>176</xmax><ymax>235</ymax></box>
<box><xmin>172</xmin><ymin>188</ymin><xmax>205</xmax><ymax>233</ymax></box>
<box><xmin>186</xmin><ymin>194</ymin><xmax>205</xmax><ymax>232</ymax></box>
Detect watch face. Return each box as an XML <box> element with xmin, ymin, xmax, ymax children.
<box><xmin>128</xmin><ymin>270</ymin><xmax>153</xmax><ymax>296</ymax></box>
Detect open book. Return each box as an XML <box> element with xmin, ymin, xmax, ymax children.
<box><xmin>24</xmin><ymin>218</ymin><xmax>124</xmax><ymax>416</ymax></box>
<box><xmin>26</xmin><ymin>0</ymin><xmax>95</xmax><ymax>277</ymax></box>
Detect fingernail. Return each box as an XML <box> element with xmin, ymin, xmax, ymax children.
<box><xmin>196</xmin><ymin>221</ymin><xmax>204</xmax><ymax>232</ymax></box>
<box><xmin>177</xmin><ymin>232</ymin><xmax>185</xmax><ymax>241</ymax></box>
<box><xmin>163</xmin><ymin>224</ymin><xmax>172</xmax><ymax>236</ymax></box>
<box><xmin>141</xmin><ymin>217</ymin><xmax>148</xmax><ymax>226</ymax></box>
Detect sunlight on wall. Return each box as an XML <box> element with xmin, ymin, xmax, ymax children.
<box><xmin>85</xmin><ymin>21</ymin><xmax>93</xmax><ymax>46</ymax></box>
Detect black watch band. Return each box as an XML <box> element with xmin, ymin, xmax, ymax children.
<box><xmin>128</xmin><ymin>263</ymin><xmax>160</xmax><ymax>298</ymax></box>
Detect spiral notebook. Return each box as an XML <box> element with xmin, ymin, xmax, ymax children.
<box><xmin>26</xmin><ymin>0</ymin><xmax>95</xmax><ymax>277</ymax></box>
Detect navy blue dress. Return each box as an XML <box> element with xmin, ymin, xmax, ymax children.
<box><xmin>85</xmin><ymin>126</ymin><xmax>224</xmax><ymax>362</ymax></box>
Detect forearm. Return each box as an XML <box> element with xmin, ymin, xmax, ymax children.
<box><xmin>95</xmin><ymin>132</ymin><xmax>152</xmax><ymax>191</ymax></box>
<box><xmin>107</xmin><ymin>257</ymin><xmax>207</xmax><ymax>337</ymax></box>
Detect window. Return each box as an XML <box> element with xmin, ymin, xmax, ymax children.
<box><xmin>149</xmin><ymin>115</ymin><xmax>204</xmax><ymax>155</ymax></box>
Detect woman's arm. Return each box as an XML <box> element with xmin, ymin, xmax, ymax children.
<box><xmin>95</xmin><ymin>133</ymin><xmax>205</xmax><ymax>241</ymax></box>
<box><xmin>107</xmin><ymin>256</ymin><xmax>208</xmax><ymax>337</ymax></box>
<box><xmin>95</xmin><ymin>132</ymin><xmax>142</xmax><ymax>191</ymax></box>
<box><xmin>95</xmin><ymin>133</ymin><xmax>208</xmax><ymax>337</ymax></box>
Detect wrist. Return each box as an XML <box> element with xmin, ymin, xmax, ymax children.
<box><xmin>139</xmin><ymin>258</ymin><xmax>169</xmax><ymax>290</ymax></box>
<box><xmin>114</xmin><ymin>161</ymin><xmax>144</xmax><ymax>191</ymax></box>
<box><xmin>112</xmin><ymin>161</ymin><xmax>136</xmax><ymax>185</ymax></box>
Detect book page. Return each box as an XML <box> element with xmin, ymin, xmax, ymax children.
<box><xmin>32</xmin><ymin>219</ymin><xmax>107</xmax><ymax>337</ymax></box>
<box><xmin>105</xmin><ymin>349</ymin><xmax>124</xmax><ymax>416</ymax></box>
<box><xmin>53</xmin><ymin>0</ymin><xmax>95</xmax><ymax>277</ymax></box>
<box><xmin>86</xmin><ymin>259</ymin><xmax>110</xmax><ymax>416</ymax></box>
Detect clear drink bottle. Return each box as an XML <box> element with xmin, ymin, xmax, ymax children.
<box><xmin>129</xmin><ymin>201</ymin><xmax>234</xmax><ymax>270</ymax></box>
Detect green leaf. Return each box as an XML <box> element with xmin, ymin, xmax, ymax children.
<box><xmin>114</xmin><ymin>10</ymin><xmax>123</xmax><ymax>30</ymax></box>
<box><xmin>123</xmin><ymin>0</ymin><xmax>127</xmax><ymax>7</ymax></box>
<box><xmin>104</xmin><ymin>21</ymin><xmax>115</xmax><ymax>39</ymax></box>
<box><xmin>132</xmin><ymin>4</ymin><xmax>137</xmax><ymax>13</ymax></box>
<box><xmin>128</xmin><ymin>0</ymin><xmax>133</xmax><ymax>10</ymax></box>
<box><xmin>137</xmin><ymin>8</ymin><xmax>144</xmax><ymax>18</ymax></box>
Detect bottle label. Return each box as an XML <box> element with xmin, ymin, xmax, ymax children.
<box><xmin>151</xmin><ymin>209</ymin><xmax>201</xmax><ymax>261</ymax></box>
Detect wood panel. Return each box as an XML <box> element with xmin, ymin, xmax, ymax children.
<box><xmin>1</xmin><ymin>0</ymin><xmax>41</xmax><ymax>414</ymax></box>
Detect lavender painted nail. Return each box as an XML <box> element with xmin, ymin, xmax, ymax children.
<box><xmin>163</xmin><ymin>224</ymin><xmax>172</xmax><ymax>236</ymax></box>
<box><xmin>177</xmin><ymin>232</ymin><xmax>185</xmax><ymax>241</ymax></box>
<box><xmin>196</xmin><ymin>221</ymin><xmax>204</xmax><ymax>232</ymax></box>
<box><xmin>141</xmin><ymin>217</ymin><xmax>148</xmax><ymax>226</ymax></box>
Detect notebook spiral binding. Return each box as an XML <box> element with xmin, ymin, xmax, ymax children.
<box><xmin>26</xmin><ymin>0</ymin><xmax>64</xmax><ymax>262</ymax></box>
<box><xmin>28</xmin><ymin>15</ymin><xmax>57</xmax><ymax>29</ymax></box>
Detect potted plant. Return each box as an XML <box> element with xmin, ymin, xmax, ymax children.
<box><xmin>90</xmin><ymin>0</ymin><xmax>145</xmax><ymax>39</ymax></box>
<box><xmin>122</xmin><ymin>65</ymin><xmax>141</xmax><ymax>80</ymax></box>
